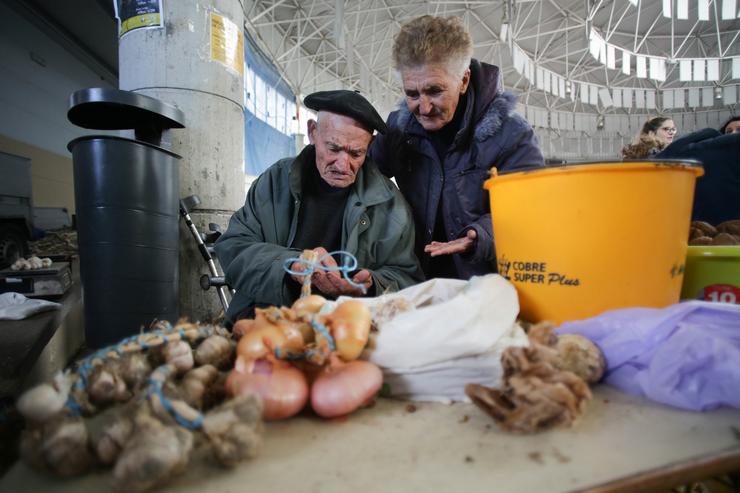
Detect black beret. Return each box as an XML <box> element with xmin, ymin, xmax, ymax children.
<box><xmin>303</xmin><ymin>90</ymin><xmax>387</xmax><ymax>135</ymax></box>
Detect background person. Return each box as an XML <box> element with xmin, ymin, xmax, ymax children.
<box><xmin>656</xmin><ymin>128</ymin><xmax>740</xmax><ymax>225</ymax></box>
<box><xmin>621</xmin><ymin>116</ymin><xmax>677</xmax><ymax>159</ymax></box>
<box><xmin>720</xmin><ymin>116</ymin><xmax>740</xmax><ymax>134</ymax></box>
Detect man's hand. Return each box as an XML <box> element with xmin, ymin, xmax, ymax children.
<box><xmin>291</xmin><ymin>247</ymin><xmax>372</xmax><ymax>297</ymax></box>
<box><xmin>424</xmin><ymin>229</ymin><xmax>477</xmax><ymax>257</ymax></box>
<box><xmin>289</xmin><ymin>247</ymin><xmax>328</xmax><ymax>284</ymax></box>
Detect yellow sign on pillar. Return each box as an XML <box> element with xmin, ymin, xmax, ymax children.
<box><xmin>210</xmin><ymin>12</ymin><xmax>244</xmax><ymax>76</ymax></box>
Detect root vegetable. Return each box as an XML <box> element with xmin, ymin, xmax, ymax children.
<box><xmin>194</xmin><ymin>335</ymin><xmax>234</xmax><ymax>369</ymax></box>
<box><xmin>718</xmin><ymin>220</ymin><xmax>740</xmax><ymax>236</ymax></box>
<box><xmin>202</xmin><ymin>393</ymin><xmax>263</xmax><ymax>466</ymax></box>
<box><xmin>310</xmin><ymin>353</ymin><xmax>382</xmax><ymax>418</ymax></box>
<box><xmin>712</xmin><ymin>232</ymin><xmax>740</xmax><ymax>245</ymax></box>
<box><xmin>94</xmin><ymin>414</ymin><xmax>134</xmax><ymax>465</ymax></box>
<box><xmin>465</xmin><ymin>324</ymin><xmax>593</xmax><ymax>433</ymax></box>
<box><xmin>555</xmin><ymin>334</ymin><xmax>606</xmax><ymax>384</ymax></box>
<box><xmin>88</xmin><ymin>364</ymin><xmax>129</xmax><ymax>405</ymax></box>
<box><xmin>325</xmin><ymin>300</ymin><xmax>371</xmax><ymax>361</ymax></box>
<box><xmin>120</xmin><ymin>353</ymin><xmax>152</xmax><ymax>390</ymax></box>
<box><xmin>226</xmin><ymin>356</ymin><xmax>308</xmax><ymax>420</ymax></box>
<box><xmin>11</xmin><ymin>258</ymin><xmax>30</xmax><ymax>271</ymax></box>
<box><xmin>28</xmin><ymin>256</ymin><xmax>43</xmax><ymax>269</ymax></box>
<box><xmin>163</xmin><ymin>340</ymin><xmax>194</xmax><ymax>374</ymax></box>
<box><xmin>181</xmin><ymin>364</ymin><xmax>220</xmax><ymax>409</ymax></box>
<box><xmin>20</xmin><ymin>416</ymin><xmax>94</xmax><ymax>477</ymax></box>
<box><xmin>16</xmin><ymin>373</ymin><xmax>73</xmax><ymax>423</ymax></box>
<box><xmin>690</xmin><ymin>236</ymin><xmax>714</xmax><ymax>245</ymax></box>
<box><xmin>693</xmin><ymin>221</ymin><xmax>718</xmax><ymax>237</ymax></box>
<box><xmin>112</xmin><ymin>412</ymin><xmax>193</xmax><ymax>493</ymax></box>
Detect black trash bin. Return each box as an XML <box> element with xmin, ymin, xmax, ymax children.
<box><xmin>67</xmin><ymin>88</ymin><xmax>185</xmax><ymax>348</ymax></box>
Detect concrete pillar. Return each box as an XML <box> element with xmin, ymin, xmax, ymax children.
<box><xmin>294</xmin><ymin>133</ymin><xmax>305</xmax><ymax>155</ymax></box>
<box><xmin>118</xmin><ymin>0</ymin><xmax>245</xmax><ymax>322</ymax></box>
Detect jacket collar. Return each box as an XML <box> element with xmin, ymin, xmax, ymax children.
<box><xmin>289</xmin><ymin>144</ymin><xmax>393</xmax><ymax>207</ymax></box>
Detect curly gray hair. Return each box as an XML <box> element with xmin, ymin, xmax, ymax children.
<box><xmin>392</xmin><ymin>15</ymin><xmax>473</xmax><ymax>78</ymax></box>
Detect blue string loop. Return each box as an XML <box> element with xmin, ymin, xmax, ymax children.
<box><xmin>147</xmin><ymin>370</ymin><xmax>203</xmax><ymax>430</ymax></box>
<box><xmin>283</xmin><ymin>250</ymin><xmax>366</xmax><ymax>294</ymax></box>
<box><xmin>65</xmin><ymin>323</ymin><xmax>221</xmax><ymax>416</ymax></box>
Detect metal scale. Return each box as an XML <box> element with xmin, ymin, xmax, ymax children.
<box><xmin>0</xmin><ymin>261</ymin><xmax>73</xmax><ymax>297</ymax></box>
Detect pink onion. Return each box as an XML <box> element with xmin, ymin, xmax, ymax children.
<box><xmin>310</xmin><ymin>353</ymin><xmax>383</xmax><ymax>418</ymax></box>
<box><xmin>226</xmin><ymin>356</ymin><xmax>308</xmax><ymax>420</ymax></box>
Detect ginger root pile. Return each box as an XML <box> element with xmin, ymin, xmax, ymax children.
<box><xmin>465</xmin><ymin>322</ymin><xmax>604</xmax><ymax>434</ymax></box>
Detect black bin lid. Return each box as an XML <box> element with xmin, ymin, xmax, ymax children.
<box><xmin>68</xmin><ymin>87</ymin><xmax>186</xmax><ymax>130</ymax></box>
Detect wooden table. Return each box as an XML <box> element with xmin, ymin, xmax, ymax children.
<box><xmin>2</xmin><ymin>386</ymin><xmax>739</xmax><ymax>492</ymax></box>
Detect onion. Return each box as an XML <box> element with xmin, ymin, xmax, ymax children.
<box><xmin>310</xmin><ymin>353</ymin><xmax>382</xmax><ymax>418</ymax></box>
<box><xmin>325</xmin><ymin>300</ymin><xmax>371</xmax><ymax>361</ymax></box>
<box><xmin>291</xmin><ymin>295</ymin><xmax>326</xmax><ymax>317</ymax></box>
<box><xmin>235</xmin><ymin>312</ymin><xmax>309</xmax><ymax>361</ymax></box>
<box><xmin>226</xmin><ymin>356</ymin><xmax>309</xmax><ymax>420</ymax></box>
<box><xmin>232</xmin><ymin>318</ymin><xmax>256</xmax><ymax>339</ymax></box>
<box><xmin>236</xmin><ymin>321</ymin><xmax>287</xmax><ymax>361</ymax></box>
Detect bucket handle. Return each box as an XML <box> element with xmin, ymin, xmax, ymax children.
<box><xmin>489</xmin><ymin>167</ymin><xmax>499</xmax><ymax>177</ymax></box>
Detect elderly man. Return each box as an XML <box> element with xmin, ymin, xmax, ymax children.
<box><xmin>215</xmin><ymin>90</ymin><xmax>423</xmax><ymax>322</ymax></box>
<box><xmin>369</xmin><ymin>15</ymin><xmax>545</xmax><ymax>280</ymax></box>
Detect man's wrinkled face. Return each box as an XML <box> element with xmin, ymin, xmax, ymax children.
<box><xmin>308</xmin><ymin>112</ymin><xmax>373</xmax><ymax>188</ymax></box>
<box><xmin>400</xmin><ymin>63</ymin><xmax>470</xmax><ymax>132</ymax></box>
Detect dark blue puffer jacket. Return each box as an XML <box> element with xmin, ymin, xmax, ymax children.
<box><xmin>656</xmin><ymin>128</ymin><xmax>740</xmax><ymax>225</ymax></box>
<box><xmin>369</xmin><ymin>59</ymin><xmax>545</xmax><ymax>280</ymax></box>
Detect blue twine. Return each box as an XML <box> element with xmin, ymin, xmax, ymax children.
<box><xmin>283</xmin><ymin>250</ymin><xmax>367</xmax><ymax>294</ymax></box>
<box><xmin>272</xmin><ymin>315</ymin><xmax>336</xmax><ymax>361</ymax></box>
<box><xmin>65</xmin><ymin>323</ymin><xmax>212</xmax><ymax>416</ymax></box>
<box><xmin>309</xmin><ymin>317</ymin><xmax>336</xmax><ymax>352</ymax></box>
<box><xmin>147</xmin><ymin>372</ymin><xmax>203</xmax><ymax>430</ymax></box>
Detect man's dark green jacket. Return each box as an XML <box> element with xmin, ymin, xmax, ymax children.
<box><xmin>214</xmin><ymin>145</ymin><xmax>424</xmax><ymax>322</ymax></box>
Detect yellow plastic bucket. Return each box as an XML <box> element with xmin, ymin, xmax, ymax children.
<box><xmin>484</xmin><ymin>161</ymin><xmax>704</xmax><ymax>324</ymax></box>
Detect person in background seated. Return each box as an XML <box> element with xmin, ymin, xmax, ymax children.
<box><xmin>215</xmin><ymin>90</ymin><xmax>423</xmax><ymax>323</ymax></box>
<box><xmin>621</xmin><ymin>116</ymin><xmax>677</xmax><ymax>159</ymax></box>
<box><xmin>719</xmin><ymin>116</ymin><xmax>740</xmax><ymax>135</ymax></box>
<box><xmin>369</xmin><ymin>15</ymin><xmax>544</xmax><ymax>281</ymax></box>
<box><xmin>656</xmin><ymin>128</ymin><xmax>740</xmax><ymax>225</ymax></box>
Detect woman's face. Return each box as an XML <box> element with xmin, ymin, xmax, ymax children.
<box><xmin>724</xmin><ymin>120</ymin><xmax>740</xmax><ymax>134</ymax></box>
<box><xmin>651</xmin><ymin>119</ymin><xmax>677</xmax><ymax>146</ymax></box>
<box><xmin>400</xmin><ymin>63</ymin><xmax>470</xmax><ymax>132</ymax></box>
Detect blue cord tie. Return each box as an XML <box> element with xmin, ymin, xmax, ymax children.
<box><xmin>272</xmin><ymin>315</ymin><xmax>336</xmax><ymax>361</ymax></box>
<box><xmin>148</xmin><ymin>373</ymin><xmax>203</xmax><ymax>430</ymax></box>
<box><xmin>283</xmin><ymin>250</ymin><xmax>367</xmax><ymax>294</ymax></box>
<box><xmin>65</xmin><ymin>324</ymin><xmax>217</xmax><ymax>416</ymax></box>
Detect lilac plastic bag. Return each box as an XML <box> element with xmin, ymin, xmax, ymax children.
<box><xmin>556</xmin><ymin>301</ymin><xmax>740</xmax><ymax>411</ymax></box>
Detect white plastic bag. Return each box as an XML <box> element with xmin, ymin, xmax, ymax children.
<box><xmin>334</xmin><ymin>275</ymin><xmax>528</xmax><ymax>401</ymax></box>
<box><xmin>354</xmin><ymin>275</ymin><xmax>521</xmax><ymax>368</ymax></box>
<box><xmin>379</xmin><ymin>328</ymin><xmax>529</xmax><ymax>402</ymax></box>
